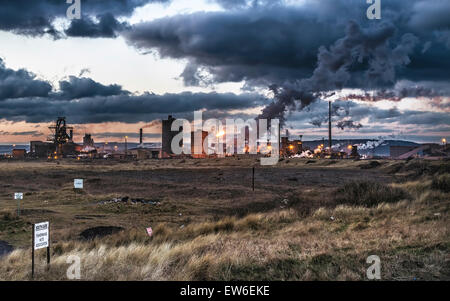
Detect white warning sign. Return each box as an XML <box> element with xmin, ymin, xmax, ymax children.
<box><xmin>74</xmin><ymin>179</ymin><xmax>83</xmax><ymax>189</ymax></box>
<box><xmin>34</xmin><ymin>222</ymin><xmax>49</xmax><ymax>250</ymax></box>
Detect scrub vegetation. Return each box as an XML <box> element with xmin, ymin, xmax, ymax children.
<box><xmin>0</xmin><ymin>158</ymin><xmax>448</xmax><ymax>280</ymax></box>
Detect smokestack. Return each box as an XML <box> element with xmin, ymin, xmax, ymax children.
<box><xmin>70</xmin><ymin>129</ymin><xmax>73</xmax><ymax>141</ymax></box>
<box><xmin>328</xmin><ymin>101</ymin><xmax>332</xmax><ymax>152</ymax></box>
<box><xmin>278</xmin><ymin>124</ymin><xmax>281</xmax><ymax>156</ymax></box>
<box><xmin>139</xmin><ymin>128</ymin><xmax>143</xmax><ymax>145</ymax></box>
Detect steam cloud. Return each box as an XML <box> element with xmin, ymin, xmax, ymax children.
<box><xmin>259</xmin><ymin>21</ymin><xmax>419</xmax><ymax>125</ymax></box>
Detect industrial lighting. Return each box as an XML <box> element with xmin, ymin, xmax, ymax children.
<box><xmin>347</xmin><ymin>145</ymin><xmax>353</xmax><ymax>150</ymax></box>
<box><xmin>215</xmin><ymin>130</ymin><xmax>225</xmax><ymax>138</ymax></box>
<box><xmin>289</xmin><ymin>145</ymin><xmax>294</xmax><ymax>150</ymax></box>
<box><xmin>442</xmin><ymin>138</ymin><xmax>447</xmax><ymax>144</ymax></box>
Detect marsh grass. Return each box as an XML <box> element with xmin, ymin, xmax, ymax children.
<box><xmin>0</xmin><ymin>159</ymin><xmax>448</xmax><ymax>280</ymax></box>
<box><xmin>431</xmin><ymin>174</ymin><xmax>450</xmax><ymax>192</ymax></box>
<box><xmin>334</xmin><ymin>181</ymin><xmax>409</xmax><ymax>207</ymax></box>
<box><xmin>1</xmin><ymin>184</ymin><xmax>448</xmax><ymax>280</ymax></box>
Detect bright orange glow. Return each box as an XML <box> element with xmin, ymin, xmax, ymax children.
<box><xmin>215</xmin><ymin>130</ymin><xmax>225</xmax><ymax>138</ymax></box>
<box><xmin>289</xmin><ymin>145</ymin><xmax>294</xmax><ymax>150</ymax></box>
<box><xmin>267</xmin><ymin>145</ymin><xmax>272</xmax><ymax>150</ymax></box>
<box><xmin>54</xmin><ymin>156</ymin><xmax>58</xmax><ymax>160</ymax></box>
<box><xmin>442</xmin><ymin>138</ymin><xmax>447</xmax><ymax>144</ymax></box>
<box><xmin>347</xmin><ymin>145</ymin><xmax>353</xmax><ymax>150</ymax></box>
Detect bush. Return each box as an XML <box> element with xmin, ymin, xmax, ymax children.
<box><xmin>431</xmin><ymin>174</ymin><xmax>450</xmax><ymax>192</ymax></box>
<box><xmin>335</xmin><ymin>181</ymin><xmax>408</xmax><ymax>207</ymax></box>
<box><xmin>1</xmin><ymin>211</ymin><xmax>18</xmax><ymax>221</ymax></box>
<box><xmin>360</xmin><ymin>161</ymin><xmax>381</xmax><ymax>169</ymax></box>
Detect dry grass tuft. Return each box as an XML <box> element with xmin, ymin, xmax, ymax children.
<box><xmin>335</xmin><ymin>181</ymin><xmax>409</xmax><ymax>207</ymax></box>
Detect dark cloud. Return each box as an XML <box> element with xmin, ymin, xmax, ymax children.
<box><xmin>124</xmin><ymin>5</ymin><xmax>344</xmax><ymax>86</ymax></box>
<box><xmin>256</xmin><ymin>20</ymin><xmax>419</xmax><ymax>124</ymax></box>
<box><xmin>0</xmin><ymin>130</ymin><xmax>43</xmax><ymax>137</ymax></box>
<box><xmin>408</xmin><ymin>1</ymin><xmax>450</xmax><ymax>32</ymax></box>
<box><xmin>57</xmin><ymin>76</ymin><xmax>129</xmax><ymax>100</ymax></box>
<box><xmin>0</xmin><ymin>0</ymin><xmax>166</xmax><ymax>38</ymax></box>
<box><xmin>0</xmin><ymin>58</ymin><xmax>133</xmax><ymax>101</ymax></box>
<box><xmin>342</xmin><ymin>80</ymin><xmax>450</xmax><ymax>104</ymax></box>
<box><xmin>396</xmin><ymin>110</ymin><xmax>450</xmax><ymax>126</ymax></box>
<box><xmin>285</xmin><ymin>98</ymin><xmax>449</xmax><ymax>134</ymax></box>
<box><xmin>0</xmin><ymin>58</ymin><xmax>52</xmax><ymax>100</ymax></box>
<box><xmin>336</xmin><ymin>120</ymin><xmax>363</xmax><ymax>130</ymax></box>
<box><xmin>124</xmin><ymin>0</ymin><xmax>450</xmax><ymax>89</ymax></box>
<box><xmin>0</xmin><ymin>91</ymin><xmax>267</xmax><ymax>124</ymax></box>
<box><xmin>65</xmin><ymin>13</ymin><xmax>129</xmax><ymax>38</ymax></box>
<box><xmin>0</xmin><ymin>58</ymin><xmax>267</xmax><ymax>123</ymax></box>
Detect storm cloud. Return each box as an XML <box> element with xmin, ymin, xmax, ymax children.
<box><xmin>0</xmin><ymin>91</ymin><xmax>267</xmax><ymax>124</ymax></box>
<box><xmin>124</xmin><ymin>0</ymin><xmax>450</xmax><ymax>88</ymax></box>
<box><xmin>0</xmin><ymin>0</ymin><xmax>167</xmax><ymax>38</ymax></box>
<box><xmin>0</xmin><ymin>58</ymin><xmax>52</xmax><ymax>100</ymax></box>
<box><xmin>0</xmin><ymin>0</ymin><xmax>448</xmax><ymax>142</ymax></box>
<box><xmin>57</xmin><ymin>76</ymin><xmax>129</xmax><ymax>100</ymax></box>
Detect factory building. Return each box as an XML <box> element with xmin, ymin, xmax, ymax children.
<box><xmin>30</xmin><ymin>117</ymin><xmax>81</xmax><ymax>158</ymax></box>
<box><xmin>30</xmin><ymin>141</ymin><xmax>54</xmax><ymax>158</ymax></box>
<box><xmin>12</xmin><ymin>149</ymin><xmax>26</xmax><ymax>159</ymax></box>
<box><xmin>128</xmin><ymin>148</ymin><xmax>161</xmax><ymax>159</ymax></box>
<box><xmin>83</xmin><ymin>134</ymin><xmax>95</xmax><ymax>147</ymax></box>
<box><xmin>280</xmin><ymin>136</ymin><xmax>303</xmax><ymax>157</ymax></box>
<box><xmin>162</xmin><ymin>115</ymin><xmax>182</xmax><ymax>158</ymax></box>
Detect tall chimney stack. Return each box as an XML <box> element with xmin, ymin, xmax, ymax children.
<box><xmin>328</xmin><ymin>101</ymin><xmax>332</xmax><ymax>152</ymax></box>
<box><xmin>278</xmin><ymin>124</ymin><xmax>281</xmax><ymax>156</ymax></box>
<box><xmin>139</xmin><ymin>128</ymin><xmax>143</xmax><ymax>145</ymax></box>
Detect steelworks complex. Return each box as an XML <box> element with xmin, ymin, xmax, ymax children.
<box><xmin>4</xmin><ymin>114</ymin><xmax>449</xmax><ymax>161</ymax></box>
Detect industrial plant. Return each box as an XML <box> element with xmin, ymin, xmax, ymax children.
<box><xmin>3</xmin><ymin>108</ymin><xmax>448</xmax><ymax>161</ymax></box>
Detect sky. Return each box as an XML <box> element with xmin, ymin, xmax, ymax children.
<box><xmin>0</xmin><ymin>0</ymin><xmax>449</xmax><ymax>144</ymax></box>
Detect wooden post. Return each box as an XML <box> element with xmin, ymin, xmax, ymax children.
<box><xmin>31</xmin><ymin>224</ymin><xmax>35</xmax><ymax>279</ymax></box>
<box><xmin>252</xmin><ymin>167</ymin><xmax>255</xmax><ymax>192</ymax></box>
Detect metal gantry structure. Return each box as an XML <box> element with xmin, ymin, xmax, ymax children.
<box><xmin>48</xmin><ymin>117</ymin><xmax>73</xmax><ymax>156</ymax></box>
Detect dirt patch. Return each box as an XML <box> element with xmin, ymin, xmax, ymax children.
<box><xmin>74</xmin><ymin>214</ymin><xmax>107</xmax><ymax>220</ymax></box>
<box><xmin>79</xmin><ymin>226</ymin><xmax>125</xmax><ymax>240</ymax></box>
<box><xmin>19</xmin><ymin>209</ymin><xmax>56</xmax><ymax>215</ymax></box>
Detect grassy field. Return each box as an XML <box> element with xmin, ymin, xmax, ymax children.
<box><xmin>0</xmin><ymin>157</ymin><xmax>448</xmax><ymax>280</ymax></box>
